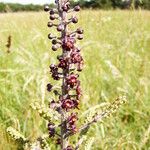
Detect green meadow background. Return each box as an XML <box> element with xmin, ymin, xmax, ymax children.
<box><xmin>0</xmin><ymin>10</ymin><xmax>150</xmax><ymax>149</ymax></box>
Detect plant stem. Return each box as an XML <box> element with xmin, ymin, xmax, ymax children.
<box><xmin>58</xmin><ymin>0</ymin><xmax>68</xmax><ymax>149</ymax></box>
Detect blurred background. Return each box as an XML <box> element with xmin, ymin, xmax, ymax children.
<box><xmin>0</xmin><ymin>0</ymin><xmax>150</xmax><ymax>150</ymax></box>
<box><xmin>0</xmin><ymin>0</ymin><xmax>150</xmax><ymax>12</ymax></box>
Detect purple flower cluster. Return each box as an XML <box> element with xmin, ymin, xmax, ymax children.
<box><xmin>44</xmin><ymin>0</ymin><xmax>83</xmax><ymax>149</ymax></box>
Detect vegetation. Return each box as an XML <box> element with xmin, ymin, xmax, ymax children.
<box><xmin>0</xmin><ymin>0</ymin><xmax>150</xmax><ymax>13</ymax></box>
<box><xmin>0</xmin><ymin>10</ymin><xmax>150</xmax><ymax>149</ymax></box>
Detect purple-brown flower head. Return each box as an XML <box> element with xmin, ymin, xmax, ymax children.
<box><xmin>62</xmin><ymin>37</ymin><xmax>75</xmax><ymax>51</ymax></box>
<box><xmin>58</xmin><ymin>59</ymin><xmax>68</xmax><ymax>69</ymax></box>
<box><xmin>66</xmin><ymin>74</ymin><xmax>78</xmax><ymax>88</ymax></box>
<box><xmin>68</xmin><ymin>113</ymin><xmax>78</xmax><ymax>125</ymax></box>
<box><xmin>62</xmin><ymin>99</ymin><xmax>74</xmax><ymax>111</ymax></box>
<box><xmin>71</xmin><ymin>52</ymin><xmax>83</xmax><ymax>64</ymax></box>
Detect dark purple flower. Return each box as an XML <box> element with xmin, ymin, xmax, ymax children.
<box><xmin>68</xmin><ymin>113</ymin><xmax>78</xmax><ymax>125</ymax></box>
<box><xmin>71</xmin><ymin>52</ymin><xmax>83</xmax><ymax>64</ymax></box>
<box><xmin>62</xmin><ymin>37</ymin><xmax>75</xmax><ymax>51</ymax></box>
<box><xmin>62</xmin><ymin>99</ymin><xmax>74</xmax><ymax>111</ymax></box>
<box><xmin>66</xmin><ymin>74</ymin><xmax>78</xmax><ymax>88</ymax></box>
<box><xmin>58</xmin><ymin>59</ymin><xmax>68</xmax><ymax>69</ymax></box>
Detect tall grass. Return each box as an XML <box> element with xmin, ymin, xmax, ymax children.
<box><xmin>0</xmin><ymin>10</ymin><xmax>150</xmax><ymax>149</ymax></box>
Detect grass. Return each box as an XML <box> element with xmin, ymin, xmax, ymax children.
<box><xmin>0</xmin><ymin>10</ymin><xmax>150</xmax><ymax>150</ymax></box>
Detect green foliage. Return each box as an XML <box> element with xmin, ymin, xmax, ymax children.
<box><xmin>0</xmin><ymin>3</ymin><xmax>54</xmax><ymax>12</ymax></box>
<box><xmin>0</xmin><ymin>1</ymin><xmax>150</xmax><ymax>12</ymax></box>
<box><xmin>77</xmin><ymin>0</ymin><xmax>150</xmax><ymax>10</ymax></box>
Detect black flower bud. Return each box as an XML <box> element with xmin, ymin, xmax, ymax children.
<box><xmin>48</xmin><ymin>33</ymin><xmax>55</xmax><ymax>40</ymax></box>
<box><xmin>74</xmin><ymin>5</ymin><xmax>80</xmax><ymax>12</ymax></box>
<box><xmin>44</xmin><ymin>5</ymin><xmax>50</xmax><ymax>12</ymax></box>
<box><xmin>57</xmin><ymin>24</ymin><xmax>64</xmax><ymax>32</ymax></box>
<box><xmin>50</xmin><ymin>9</ymin><xmax>55</xmax><ymax>15</ymax></box>
<box><xmin>77</xmin><ymin>34</ymin><xmax>83</xmax><ymax>40</ymax></box>
<box><xmin>47</xmin><ymin>83</ymin><xmax>53</xmax><ymax>92</ymax></box>
<box><xmin>72</xmin><ymin>17</ymin><xmax>78</xmax><ymax>24</ymax></box>
<box><xmin>52</xmin><ymin>45</ymin><xmax>59</xmax><ymax>51</ymax></box>
<box><xmin>52</xmin><ymin>39</ymin><xmax>57</xmax><ymax>45</ymax></box>
<box><xmin>47</xmin><ymin>22</ymin><xmax>53</xmax><ymax>27</ymax></box>
<box><xmin>76</xmin><ymin>28</ymin><xmax>84</xmax><ymax>34</ymax></box>
<box><xmin>50</xmin><ymin>15</ymin><xmax>55</xmax><ymax>20</ymax></box>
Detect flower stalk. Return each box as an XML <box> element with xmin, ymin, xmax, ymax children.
<box><xmin>45</xmin><ymin>0</ymin><xmax>83</xmax><ymax>149</ymax></box>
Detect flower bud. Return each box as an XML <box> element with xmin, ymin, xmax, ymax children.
<box><xmin>76</xmin><ymin>28</ymin><xmax>84</xmax><ymax>34</ymax></box>
<box><xmin>57</xmin><ymin>24</ymin><xmax>64</xmax><ymax>32</ymax></box>
<box><xmin>47</xmin><ymin>83</ymin><xmax>53</xmax><ymax>92</ymax></box>
<box><xmin>65</xmin><ymin>146</ymin><xmax>73</xmax><ymax>150</ymax></box>
<box><xmin>74</xmin><ymin>5</ymin><xmax>80</xmax><ymax>11</ymax></box>
<box><xmin>72</xmin><ymin>17</ymin><xmax>78</xmax><ymax>24</ymax></box>
<box><xmin>77</xmin><ymin>34</ymin><xmax>83</xmax><ymax>40</ymax></box>
<box><xmin>50</xmin><ymin>9</ymin><xmax>55</xmax><ymax>15</ymax></box>
<box><xmin>48</xmin><ymin>33</ymin><xmax>55</xmax><ymax>40</ymax></box>
<box><xmin>62</xmin><ymin>2</ymin><xmax>70</xmax><ymax>12</ymax></box>
<box><xmin>62</xmin><ymin>5</ymin><xmax>68</xmax><ymax>12</ymax></box>
<box><xmin>52</xmin><ymin>45</ymin><xmax>59</xmax><ymax>51</ymax></box>
<box><xmin>44</xmin><ymin>5</ymin><xmax>50</xmax><ymax>12</ymax></box>
<box><xmin>50</xmin><ymin>15</ymin><xmax>55</xmax><ymax>20</ymax></box>
<box><xmin>47</xmin><ymin>22</ymin><xmax>53</xmax><ymax>27</ymax></box>
<box><xmin>52</xmin><ymin>39</ymin><xmax>57</xmax><ymax>45</ymax></box>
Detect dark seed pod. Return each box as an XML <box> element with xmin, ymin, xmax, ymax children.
<box><xmin>47</xmin><ymin>22</ymin><xmax>53</xmax><ymax>27</ymax></box>
<box><xmin>72</xmin><ymin>17</ymin><xmax>78</xmax><ymax>24</ymax></box>
<box><xmin>44</xmin><ymin>5</ymin><xmax>50</xmax><ymax>12</ymax></box>
<box><xmin>74</xmin><ymin>5</ymin><xmax>80</xmax><ymax>12</ymax></box>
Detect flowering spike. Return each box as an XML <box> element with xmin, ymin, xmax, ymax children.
<box><xmin>45</xmin><ymin>0</ymin><xmax>84</xmax><ymax>149</ymax></box>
